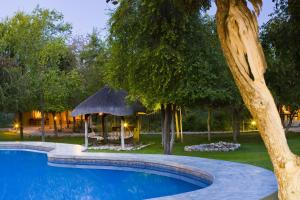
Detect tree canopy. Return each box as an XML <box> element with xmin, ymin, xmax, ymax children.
<box><xmin>261</xmin><ymin>0</ymin><xmax>300</xmax><ymax>128</ymax></box>
<box><xmin>105</xmin><ymin>0</ymin><xmax>242</xmax><ymax>152</ymax></box>
<box><xmin>0</xmin><ymin>8</ymin><xmax>84</xmax><ymax>138</ymax></box>
<box><xmin>106</xmin><ymin>0</ymin><xmax>233</xmax><ymax>109</ymax></box>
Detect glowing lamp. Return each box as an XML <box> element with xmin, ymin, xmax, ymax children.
<box><xmin>137</xmin><ymin>112</ymin><xmax>146</xmax><ymax>115</ymax></box>
<box><xmin>14</xmin><ymin>123</ymin><xmax>19</xmax><ymax>129</ymax></box>
<box><xmin>124</xmin><ymin>123</ymin><xmax>128</xmax><ymax>128</ymax></box>
<box><xmin>251</xmin><ymin>120</ymin><xmax>256</xmax><ymax>126</ymax></box>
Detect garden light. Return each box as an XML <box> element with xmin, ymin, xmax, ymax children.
<box><xmin>251</xmin><ymin>120</ymin><xmax>256</xmax><ymax>126</ymax></box>
<box><xmin>14</xmin><ymin>123</ymin><xmax>19</xmax><ymax>129</ymax></box>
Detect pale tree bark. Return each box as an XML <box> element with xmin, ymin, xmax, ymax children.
<box><xmin>215</xmin><ymin>1</ymin><xmax>300</xmax><ymax>199</ymax></box>
<box><xmin>179</xmin><ymin>107</ymin><xmax>183</xmax><ymax>143</ymax></box>
<box><xmin>40</xmin><ymin>95</ymin><xmax>45</xmax><ymax>142</ymax></box>
<box><xmin>170</xmin><ymin>105</ymin><xmax>176</xmax><ymax>152</ymax></box>
<box><xmin>175</xmin><ymin>108</ymin><xmax>180</xmax><ymax>141</ymax></box>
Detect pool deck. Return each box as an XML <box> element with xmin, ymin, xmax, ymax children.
<box><xmin>0</xmin><ymin>142</ymin><xmax>277</xmax><ymax>200</ymax></box>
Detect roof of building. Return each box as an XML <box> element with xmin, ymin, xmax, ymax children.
<box><xmin>71</xmin><ymin>86</ymin><xmax>146</xmax><ymax>117</ymax></box>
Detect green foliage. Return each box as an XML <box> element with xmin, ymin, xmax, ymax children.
<box><xmin>106</xmin><ymin>0</ymin><xmax>235</xmax><ymax>110</ymax></box>
<box><xmin>261</xmin><ymin>0</ymin><xmax>300</xmax><ymax>111</ymax></box>
<box><xmin>0</xmin><ymin>67</ymin><xmax>11</xmax><ymax>110</ymax></box>
<box><xmin>41</xmin><ymin>69</ymin><xmax>66</xmax><ymax>112</ymax></box>
<box><xmin>65</xmin><ymin>69</ymin><xmax>85</xmax><ymax>109</ymax></box>
<box><xmin>0</xmin><ymin>113</ymin><xmax>14</xmax><ymax>128</ymax></box>
<box><xmin>3</xmin><ymin>67</ymin><xmax>33</xmax><ymax>112</ymax></box>
<box><xmin>107</xmin><ymin>0</ymin><xmax>187</xmax><ymax>107</ymax></box>
<box><xmin>0</xmin><ymin>7</ymin><xmax>108</xmax><ymax>119</ymax></box>
<box><xmin>79</xmin><ymin>31</ymin><xmax>108</xmax><ymax>95</ymax></box>
<box><xmin>0</xmin><ymin>8</ymin><xmax>79</xmax><ymax>115</ymax></box>
<box><xmin>178</xmin><ymin>15</ymin><xmax>240</xmax><ymax>107</ymax></box>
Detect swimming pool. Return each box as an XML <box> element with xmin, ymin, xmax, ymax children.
<box><xmin>0</xmin><ymin>150</ymin><xmax>208</xmax><ymax>200</ymax></box>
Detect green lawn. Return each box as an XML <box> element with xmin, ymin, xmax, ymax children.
<box><xmin>0</xmin><ymin>131</ymin><xmax>84</xmax><ymax>145</ymax></box>
<box><xmin>1</xmin><ymin>130</ymin><xmax>299</xmax><ymax>170</ymax></box>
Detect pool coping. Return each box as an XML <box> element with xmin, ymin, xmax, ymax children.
<box><xmin>0</xmin><ymin>142</ymin><xmax>278</xmax><ymax>200</ymax></box>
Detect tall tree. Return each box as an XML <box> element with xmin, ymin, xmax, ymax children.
<box><xmin>179</xmin><ymin>15</ymin><xmax>237</xmax><ymax>141</ymax></box>
<box><xmin>106</xmin><ymin>0</ymin><xmax>220</xmax><ymax>154</ymax></box>
<box><xmin>261</xmin><ymin>0</ymin><xmax>300</xmax><ymax>132</ymax></box>
<box><xmin>33</xmin><ymin>38</ymin><xmax>74</xmax><ymax>138</ymax></box>
<box><xmin>0</xmin><ymin>8</ymin><xmax>72</xmax><ymax>140</ymax></box>
<box><xmin>0</xmin><ymin>11</ymin><xmax>42</xmax><ymax>139</ymax></box>
<box><xmin>107</xmin><ymin>0</ymin><xmax>300</xmax><ymax>198</ymax></box>
<box><xmin>79</xmin><ymin>31</ymin><xmax>108</xmax><ymax>96</ymax></box>
<box><xmin>215</xmin><ymin>0</ymin><xmax>300</xmax><ymax>199</ymax></box>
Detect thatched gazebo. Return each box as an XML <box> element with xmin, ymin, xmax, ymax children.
<box><xmin>71</xmin><ymin>86</ymin><xmax>146</xmax><ymax>149</ymax></box>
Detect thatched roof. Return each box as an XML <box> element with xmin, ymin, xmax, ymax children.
<box><xmin>71</xmin><ymin>86</ymin><xmax>146</xmax><ymax>117</ymax></box>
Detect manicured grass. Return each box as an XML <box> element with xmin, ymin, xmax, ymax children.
<box><xmin>0</xmin><ymin>131</ymin><xmax>84</xmax><ymax>144</ymax></box>
<box><xmin>1</xmin><ymin>130</ymin><xmax>300</xmax><ymax>170</ymax></box>
<box><xmin>91</xmin><ymin>132</ymin><xmax>300</xmax><ymax>170</ymax></box>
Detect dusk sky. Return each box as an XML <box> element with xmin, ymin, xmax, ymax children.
<box><xmin>0</xmin><ymin>0</ymin><xmax>275</xmax><ymax>37</ymax></box>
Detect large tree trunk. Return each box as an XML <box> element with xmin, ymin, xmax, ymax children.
<box><xmin>179</xmin><ymin>107</ymin><xmax>183</xmax><ymax>143</ymax></box>
<box><xmin>72</xmin><ymin>117</ymin><xmax>76</xmax><ymax>133</ymax></box>
<box><xmin>170</xmin><ymin>105</ymin><xmax>175</xmax><ymax>152</ymax></box>
<box><xmin>215</xmin><ymin>1</ymin><xmax>300</xmax><ymax>199</ymax></box>
<box><xmin>52</xmin><ymin>112</ymin><xmax>58</xmax><ymax>137</ymax></box>
<box><xmin>232</xmin><ymin>107</ymin><xmax>240</xmax><ymax>143</ymax></box>
<box><xmin>175</xmin><ymin>108</ymin><xmax>180</xmax><ymax>141</ymax></box>
<box><xmin>18</xmin><ymin>111</ymin><xmax>24</xmax><ymax>140</ymax></box>
<box><xmin>163</xmin><ymin>104</ymin><xmax>172</xmax><ymax>154</ymax></box>
<box><xmin>59</xmin><ymin>112</ymin><xmax>63</xmax><ymax>132</ymax></box>
<box><xmin>161</xmin><ymin>104</ymin><xmax>165</xmax><ymax>147</ymax></box>
<box><xmin>40</xmin><ymin>95</ymin><xmax>45</xmax><ymax>142</ymax></box>
<box><xmin>41</xmin><ymin>109</ymin><xmax>45</xmax><ymax>142</ymax></box>
<box><xmin>207</xmin><ymin>107</ymin><xmax>212</xmax><ymax>142</ymax></box>
<box><xmin>66</xmin><ymin>111</ymin><xmax>70</xmax><ymax>129</ymax></box>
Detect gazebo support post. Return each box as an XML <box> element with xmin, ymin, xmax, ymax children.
<box><xmin>84</xmin><ymin>114</ymin><xmax>90</xmax><ymax>149</ymax></box>
<box><xmin>121</xmin><ymin>117</ymin><xmax>125</xmax><ymax>150</ymax></box>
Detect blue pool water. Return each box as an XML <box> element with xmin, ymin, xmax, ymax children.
<box><xmin>0</xmin><ymin>150</ymin><xmax>207</xmax><ymax>200</ymax></box>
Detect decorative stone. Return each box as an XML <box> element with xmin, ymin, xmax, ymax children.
<box><xmin>184</xmin><ymin>141</ymin><xmax>241</xmax><ymax>152</ymax></box>
<box><xmin>88</xmin><ymin>143</ymin><xmax>153</xmax><ymax>151</ymax></box>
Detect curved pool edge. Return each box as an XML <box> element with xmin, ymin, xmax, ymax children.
<box><xmin>0</xmin><ymin>142</ymin><xmax>278</xmax><ymax>200</ymax></box>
